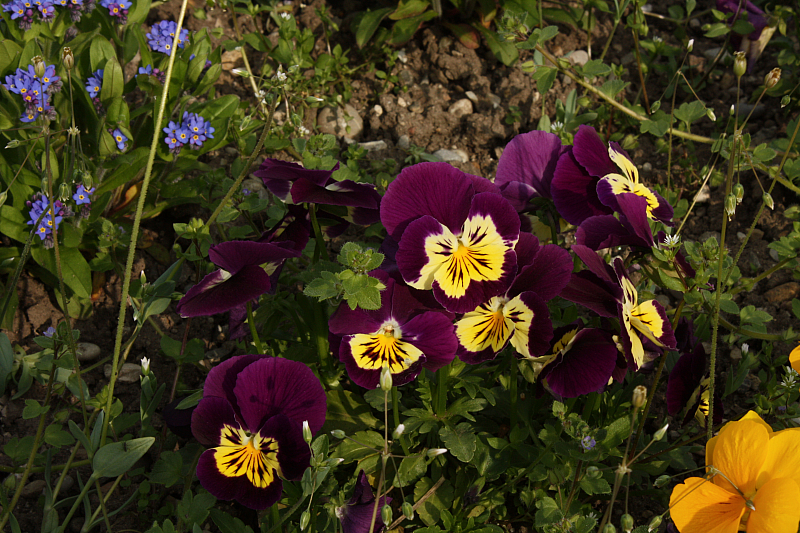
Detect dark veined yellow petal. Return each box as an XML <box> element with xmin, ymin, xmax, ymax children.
<box><xmin>621</xmin><ymin>306</ymin><xmax>646</xmax><ymax>369</ymax></box>
<box><xmin>215</xmin><ymin>425</ymin><xmax>281</xmax><ymax>489</ymax></box>
<box><xmin>456</xmin><ymin>297</ymin><xmax>514</xmax><ymax>354</ymax></box>
<box><xmin>349</xmin><ymin>332</ymin><xmax>423</xmax><ymax>373</ymax></box>
<box><xmin>608</xmin><ymin>146</ymin><xmax>640</xmax><ymax>184</ymax></box>
<box><xmin>419</xmin><ymin>214</ymin><xmax>509</xmax><ymax>299</ymax></box>
<box><xmin>630</xmin><ymin>300</ymin><xmax>667</xmax><ymax>346</ymax></box>
<box><xmin>505</xmin><ymin>296</ymin><xmax>536</xmax><ymax>357</ymax></box>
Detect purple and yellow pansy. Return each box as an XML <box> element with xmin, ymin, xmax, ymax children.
<box><xmin>336</xmin><ymin>470</ymin><xmax>392</xmax><ymax>533</ymax></box>
<box><xmin>381</xmin><ymin>162</ymin><xmax>521</xmax><ymax>314</ymax></box>
<box><xmin>329</xmin><ymin>270</ymin><xmax>457</xmax><ymax>389</ymax></box>
<box><xmin>191</xmin><ymin>355</ymin><xmax>326</xmax><ymax>510</ymax></box>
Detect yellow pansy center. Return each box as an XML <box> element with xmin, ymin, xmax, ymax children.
<box><xmin>604</xmin><ymin>146</ymin><xmax>660</xmax><ymax>219</ymax></box>
<box><xmin>456</xmin><ymin>295</ymin><xmax>534</xmax><ymax>356</ymax></box>
<box><xmin>620</xmin><ymin>276</ymin><xmax>666</xmax><ymax>368</ymax></box>
<box><xmin>349</xmin><ymin>320</ymin><xmax>422</xmax><ymax>373</ymax></box>
<box><xmin>215</xmin><ymin>425</ymin><xmax>280</xmax><ymax>488</ymax></box>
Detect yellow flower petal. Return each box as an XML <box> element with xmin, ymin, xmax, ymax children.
<box><xmin>350</xmin><ymin>332</ymin><xmax>423</xmax><ymax>373</ymax></box>
<box><xmin>747</xmin><ymin>477</ymin><xmax>800</xmax><ymax>533</ymax></box>
<box><xmin>670</xmin><ymin>477</ymin><xmax>745</xmax><ymax>533</ymax></box>
<box><xmin>711</xmin><ymin>420</ymin><xmax>769</xmax><ymax>497</ymax></box>
<box><xmin>456</xmin><ymin>297</ymin><xmax>514</xmax><ymax>354</ymax></box>
<box><xmin>790</xmin><ymin>343</ymin><xmax>800</xmax><ymax>374</ymax></box>
<box><xmin>707</xmin><ymin>412</ymin><xmax>773</xmax><ymax>470</ymax></box>
<box><xmin>756</xmin><ymin>429</ymin><xmax>800</xmax><ymax>490</ymax></box>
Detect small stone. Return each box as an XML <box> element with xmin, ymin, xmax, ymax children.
<box><xmin>398</xmin><ymin>70</ymin><xmax>414</xmax><ymax>85</ymax></box>
<box><xmin>372</xmin><ymin>104</ymin><xmax>383</xmax><ymax>117</ymax></box>
<box><xmin>569</xmin><ymin>50</ymin><xmax>589</xmax><ymax>66</ymax></box>
<box><xmin>433</xmin><ymin>149</ymin><xmax>468</xmax><ymax>163</ymax></box>
<box><xmin>76</xmin><ymin>342</ymin><xmax>100</xmax><ymax>362</ymax></box>
<box><xmin>769</xmin><ymin>248</ymin><xmax>780</xmax><ymax>262</ymax></box>
<box><xmin>735</xmin><ymin>232</ymin><xmax>746</xmax><ymax>241</ymax></box>
<box><xmin>703</xmin><ymin>47</ymin><xmax>724</xmax><ymax>61</ymax></box>
<box><xmin>494</xmin><ymin>147</ymin><xmax>504</xmax><ymax>159</ymax></box>
<box><xmin>689</xmin><ymin>17</ymin><xmax>700</xmax><ymax>28</ymax></box>
<box><xmin>409</xmin><ymin>103</ymin><xmax>423</xmax><ymax>114</ymax></box>
<box><xmin>104</xmin><ymin>363</ymin><xmax>142</xmax><ymax>383</ymax></box>
<box><xmin>358</xmin><ymin>140</ymin><xmax>387</xmax><ymax>152</ymax></box>
<box><xmin>655</xmin><ymin>295</ymin><xmax>670</xmax><ymax>309</ymax></box>
<box><xmin>316</xmin><ymin>104</ymin><xmax>363</xmax><ymax>140</ymax></box>
<box><xmin>642</xmin><ymin>162</ymin><xmax>652</xmax><ymax>171</ymax></box>
<box><xmin>465</xmin><ymin>91</ymin><xmax>478</xmax><ymax>104</ymax></box>
<box><xmin>448</xmin><ymin>98</ymin><xmax>473</xmax><ymax>118</ymax></box>
<box><xmin>488</xmin><ymin>94</ymin><xmax>501</xmax><ymax>109</ymax></box>
<box><xmin>61</xmin><ymin>475</ymin><xmax>75</xmax><ymax>492</ymax></box>
<box><xmin>764</xmin><ymin>282</ymin><xmax>800</xmax><ymax>303</ymax></box>
<box><xmin>397</xmin><ymin>49</ymin><xmax>408</xmax><ymax>64</ymax></box>
<box><xmin>735</xmin><ymin>102</ymin><xmax>765</xmax><ymax>119</ymax></box>
<box><xmin>220</xmin><ymin>49</ymin><xmax>243</xmax><ymax>71</ymax></box>
<box><xmin>397</xmin><ymin>97</ymin><xmax>409</xmax><ymax>108</ymax></box>
<box><xmin>397</xmin><ymin>135</ymin><xmax>410</xmax><ymax>150</ymax></box>
<box><xmin>694</xmin><ymin>183</ymin><xmax>711</xmax><ymax>203</ymax></box>
<box><xmin>747</xmin><ymin>251</ymin><xmax>761</xmax><ymax>273</ymax></box>
<box><xmin>21</xmin><ymin>480</ymin><xmax>46</xmax><ymax>498</ymax></box>
<box><xmin>729</xmin><ymin>347</ymin><xmax>742</xmax><ymax>361</ymax></box>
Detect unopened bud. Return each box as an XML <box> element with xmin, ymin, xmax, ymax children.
<box><xmin>764</xmin><ymin>68</ymin><xmax>781</xmax><ymax>89</ymax></box>
<box><xmin>379</xmin><ymin>366</ymin><xmax>392</xmax><ymax>392</ymax></box>
<box><xmin>230</xmin><ymin>68</ymin><xmax>250</xmax><ymax>77</ymax></box>
<box><xmin>393</xmin><ymin>424</ymin><xmax>405</xmax><ymax>439</ymax></box>
<box><xmin>648</xmin><ymin>515</ymin><xmax>663</xmax><ymax>532</ymax></box>
<box><xmin>733</xmin><ymin>51</ymin><xmax>747</xmax><ymax>78</ymax></box>
<box><xmin>763</xmin><ymin>192</ymin><xmax>774</xmax><ymax>210</ymax></box>
<box><xmin>586</xmin><ymin>465</ymin><xmax>601</xmax><ymax>478</ymax></box>
<box><xmin>603</xmin><ymin>523</ymin><xmax>617</xmax><ymax>533</ymax></box>
<box><xmin>0</xmin><ymin>190</ymin><xmax>7</xmax><ymax>208</ymax></box>
<box><xmin>654</xmin><ymin>475</ymin><xmax>670</xmax><ymax>488</ymax></box>
<box><xmin>139</xmin><ymin>269</ymin><xmax>147</xmax><ymax>286</ymax></box>
<box><xmin>650</xmin><ymin>100</ymin><xmax>661</xmax><ymax>113</ymax></box>
<box><xmin>32</xmin><ymin>55</ymin><xmax>45</xmax><ymax>78</ymax></box>
<box><xmin>687</xmin><ymin>39</ymin><xmax>694</xmax><ymax>52</ymax></box>
<box><xmin>402</xmin><ymin>502</ymin><xmax>414</xmax><ymax>519</ymax></box>
<box><xmin>58</xmin><ymin>182</ymin><xmax>71</xmax><ymax>202</ymax></box>
<box><xmin>82</xmin><ymin>172</ymin><xmax>93</xmax><ymax>190</ymax></box>
<box><xmin>5</xmin><ymin>139</ymin><xmax>20</xmax><ymax>149</ymax></box>
<box><xmin>62</xmin><ymin>47</ymin><xmax>74</xmax><ymax>70</ymax></box>
<box><xmin>427</xmin><ymin>448</ymin><xmax>448</xmax><ymax>458</ymax></box>
<box><xmin>733</xmin><ymin>183</ymin><xmax>744</xmax><ymax>204</ymax></box>
<box><xmin>781</xmin><ymin>95</ymin><xmax>790</xmax><ymax>108</ymax></box>
<box><xmin>141</xmin><ymin>356</ymin><xmax>151</xmax><ymax>374</ymax></box>
<box><xmin>632</xmin><ymin>385</ymin><xmax>647</xmax><ymax>408</ymax></box>
<box><xmin>300</xmin><ymin>510</ymin><xmax>310</xmax><ymax>531</ymax></box>
<box><xmin>381</xmin><ymin>504</ymin><xmax>392</xmax><ymax>526</ymax></box>
<box><xmin>729</xmin><ymin>104</ymin><xmax>735</xmax><ymax>116</ymax></box>
<box><xmin>725</xmin><ymin>193</ymin><xmax>737</xmax><ymax>217</ymax></box>
<box><xmin>621</xmin><ymin>514</ymin><xmax>634</xmax><ymax>533</ymax></box>
<box><xmin>302</xmin><ymin>420</ymin><xmax>312</xmax><ymax>444</ymax></box>
<box><xmin>705</xmin><ymin>108</ymin><xmax>716</xmax><ymax>122</ymax></box>
<box><xmin>653</xmin><ymin>423</ymin><xmax>669</xmax><ymax>441</ymax></box>
<box><xmin>331</xmin><ymin>429</ymin><xmax>346</xmax><ymax>439</ymax></box>
<box><xmin>41</xmin><ymin>177</ymin><xmax>49</xmax><ymax>191</ymax></box>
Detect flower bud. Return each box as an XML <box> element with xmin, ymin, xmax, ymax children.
<box><xmin>5</xmin><ymin>139</ymin><xmax>20</xmax><ymax>149</ymax></box>
<box><xmin>41</xmin><ymin>177</ymin><xmax>49</xmax><ymax>191</ymax></box>
<box><xmin>632</xmin><ymin>385</ymin><xmax>647</xmax><ymax>408</ymax></box>
<box><xmin>32</xmin><ymin>55</ymin><xmax>45</xmax><ymax>78</ymax></box>
<box><xmin>654</xmin><ymin>475</ymin><xmax>670</xmax><ymax>488</ymax></box>
<box><xmin>653</xmin><ymin>423</ymin><xmax>669</xmax><ymax>441</ymax></box>
<box><xmin>781</xmin><ymin>95</ymin><xmax>790</xmax><ymax>108</ymax></box>
<box><xmin>763</xmin><ymin>192</ymin><xmax>774</xmax><ymax>210</ymax></box>
<box><xmin>59</xmin><ymin>182</ymin><xmax>71</xmax><ymax>202</ymax></box>
<box><xmin>82</xmin><ymin>172</ymin><xmax>93</xmax><ymax>190</ymax></box>
<box><xmin>764</xmin><ymin>68</ymin><xmax>781</xmax><ymax>89</ymax></box>
<box><xmin>62</xmin><ymin>47</ymin><xmax>74</xmax><ymax>70</ymax></box>
<box><xmin>729</xmin><ymin>104</ymin><xmax>735</xmax><ymax>116</ymax></box>
<box><xmin>300</xmin><ymin>510</ymin><xmax>310</xmax><ymax>531</ymax></box>
<box><xmin>381</xmin><ymin>504</ymin><xmax>392</xmax><ymax>526</ymax></box>
<box><xmin>427</xmin><ymin>448</ymin><xmax>448</xmax><ymax>458</ymax></box>
<box><xmin>402</xmin><ymin>502</ymin><xmax>414</xmax><ymax>519</ymax></box>
<box><xmin>585</xmin><ymin>465</ymin><xmax>601</xmax><ymax>478</ymax></box>
<box><xmin>0</xmin><ymin>190</ymin><xmax>7</xmax><ymax>208</ymax></box>
<box><xmin>231</xmin><ymin>68</ymin><xmax>250</xmax><ymax>77</ymax></box>
<box><xmin>733</xmin><ymin>183</ymin><xmax>744</xmax><ymax>204</ymax></box>
<box><xmin>621</xmin><ymin>514</ymin><xmax>634</xmax><ymax>533</ymax></box>
<box><xmin>705</xmin><ymin>108</ymin><xmax>716</xmax><ymax>122</ymax></box>
<box><xmin>733</xmin><ymin>51</ymin><xmax>747</xmax><ymax>78</ymax></box>
<box><xmin>603</xmin><ymin>523</ymin><xmax>617</xmax><ymax>533</ymax></box>
<box><xmin>141</xmin><ymin>356</ymin><xmax>150</xmax><ymax>374</ymax></box>
<box><xmin>725</xmin><ymin>193</ymin><xmax>737</xmax><ymax>218</ymax></box>
<box><xmin>393</xmin><ymin>424</ymin><xmax>405</xmax><ymax>439</ymax></box>
<box><xmin>648</xmin><ymin>515</ymin><xmax>663</xmax><ymax>532</ymax></box>
<box><xmin>650</xmin><ymin>100</ymin><xmax>661</xmax><ymax>113</ymax></box>
<box><xmin>379</xmin><ymin>366</ymin><xmax>392</xmax><ymax>392</ymax></box>
<box><xmin>331</xmin><ymin>429</ymin><xmax>346</xmax><ymax>439</ymax></box>
<box><xmin>302</xmin><ymin>420</ymin><xmax>312</xmax><ymax>444</ymax></box>
<box><xmin>687</xmin><ymin>39</ymin><xmax>694</xmax><ymax>52</ymax></box>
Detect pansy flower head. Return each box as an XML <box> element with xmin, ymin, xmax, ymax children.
<box><xmin>455</xmin><ymin>234</ymin><xmax>571</xmax><ymax>364</ymax></box>
<box><xmin>670</xmin><ymin>411</ymin><xmax>800</xmax><ymax>533</ymax></box>
<box><xmin>328</xmin><ymin>270</ymin><xmax>457</xmax><ymax>389</ymax></box>
<box><xmin>192</xmin><ymin>355</ymin><xmax>326</xmax><ymax>510</ymax></box>
<box><xmin>381</xmin><ymin>162</ymin><xmax>520</xmax><ymax>314</ymax></box>
<box><xmin>614</xmin><ymin>258</ymin><xmax>676</xmax><ymax>370</ymax></box>
<box><xmin>494</xmin><ymin>130</ymin><xmax>567</xmax><ymax>210</ymax></box>
<box><xmin>337</xmin><ymin>470</ymin><xmax>392</xmax><ymax>533</ymax></box>
<box><xmin>176</xmin><ymin>240</ymin><xmax>301</xmax><ymax>318</ymax></box>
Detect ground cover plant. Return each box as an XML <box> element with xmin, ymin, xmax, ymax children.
<box><xmin>1</xmin><ymin>0</ymin><xmax>800</xmax><ymax>532</ymax></box>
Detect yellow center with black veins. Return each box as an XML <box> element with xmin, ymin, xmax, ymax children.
<box><xmin>456</xmin><ymin>296</ymin><xmax>534</xmax><ymax>356</ymax></box>
<box><xmin>215</xmin><ymin>425</ymin><xmax>280</xmax><ymax>488</ymax></box>
<box><xmin>604</xmin><ymin>147</ymin><xmax>660</xmax><ymax>219</ymax></box>
<box><xmin>350</xmin><ymin>322</ymin><xmax>422</xmax><ymax>373</ymax></box>
<box><xmin>620</xmin><ymin>277</ymin><xmax>666</xmax><ymax>368</ymax></box>
<box><xmin>415</xmin><ymin>214</ymin><xmax>510</xmax><ymax>299</ymax></box>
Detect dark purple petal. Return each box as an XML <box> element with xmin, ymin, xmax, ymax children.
<box><xmin>209</xmin><ymin>240</ymin><xmax>301</xmax><ymax>275</ymax></box>
<box><xmin>196</xmin><ymin>448</ymin><xmax>283</xmax><ymax>510</ymax></box>
<box><xmin>560</xmin><ymin>271</ymin><xmax>620</xmax><ymax>317</ymax></box>
<box><xmin>291</xmin><ymin>179</ymin><xmax>381</xmax><ymax>209</ymax></box>
<box><xmin>551</xmin><ymin>148</ymin><xmax>613</xmax><ymax>225</ymax></box>
<box><xmin>515</xmin><ymin>291</ymin><xmax>554</xmax><ymax>357</ymax></box>
<box><xmin>176</xmin><ymin>265</ymin><xmax>273</xmax><ymax>318</ymax></box>
<box><xmin>614</xmin><ymin>194</ymin><xmax>655</xmax><ymax>248</ymax></box>
<box><xmin>498</xmin><ymin>181</ymin><xmax>538</xmax><ymax>212</ymax></box>
<box><xmin>495</xmin><ymin>130</ymin><xmax>564</xmax><ymax>200</ymax></box>
<box><xmin>260</xmin><ymin>205</ymin><xmax>312</xmax><ymax>252</ymax></box>
<box><xmin>347</xmin><ymin>205</ymin><xmax>381</xmax><ymax>226</ymax></box>
<box><xmin>400</xmin><ymin>312</ymin><xmax>458</xmax><ymax>371</ymax></box>
<box><xmin>572</xmin><ymin>127</ymin><xmax>618</xmax><ymax>178</ymax></box>
<box><xmin>540</xmin><ymin>328</ymin><xmax>618</xmax><ymax>398</ymax></box>
<box><xmin>465</xmin><ymin>173</ymin><xmax>502</xmax><ymax>195</ymax></box>
<box><xmin>192</xmin><ymin>396</ymin><xmax>241</xmax><ymax>446</ymax></box>
<box><xmin>228</xmin><ymin>303</ymin><xmax>251</xmax><ymax>341</ymax></box>
<box><xmin>666</xmin><ymin>344</ymin><xmax>706</xmax><ymax>418</ymax></box>
<box><xmin>571</xmin><ymin>244</ymin><xmax>616</xmax><ymax>286</ymax></box>
<box><xmin>203</xmin><ymin>354</ymin><xmax>271</xmax><ymax>408</ymax></box>
<box><xmin>514</xmin><ymin>233</ymin><xmax>541</xmax><ymax>271</ymax></box>
<box><xmin>508</xmin><ymin>244</ymin><xmax>572</xmax><ymax>301</ymax></box>
<box><xmin>163</xmin><ymin>397</ymin><xmax>197</xmax><ymax>439</ymax></box>
<box><xmin>575</xmin><ymin>215</ymin><xmax>650</xmax><ymax>250</ymax></box>
<box><xmin>395</xmin><ymin>216</ymin><xmax>445</xmax><ymax>287</ymax></box>
<box><xmin>381</xmin><ymin>162</ymin><xmax>474</xmax><ymax>239</ymax></box>
<box><xmin>339</xmin><ymin>471</ymin><xmax>392</xmax><ymax>533</ymax></box>
<box><xmin>234</xmin><ymin>357</ymin><xmax>327</xmax><ymax>434</ymax></box>
<box><xmin>260</xmin><ymin>413</ymin><xmax>310</xmax><ymax>481</ymax></box>
<box><xmin>253</xmin><ymin>158</ymin><xmax>337</xmax><ymax>201</ymax></box>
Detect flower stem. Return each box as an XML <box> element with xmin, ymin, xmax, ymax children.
<box><xmin>247</xmin><ymin>300</ymin><xmax>265</xmax><ymax>354</ymax></box>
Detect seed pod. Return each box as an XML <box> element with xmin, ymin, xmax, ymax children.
<box><xmin>763</xmin><ymin>192</ymin><xmax>774</xmax><ymax>210</ymax></box>
<box><xmin>764</xmin><ymin>68</ymin><xmax>781</xmax><ymax>89</ymax></box>
<box><xmin>402</xmin><ymin>502</ymin><xmax>414</xmax><ymax>520</ymax></box>
<box><xmin>32</xmin><ymin>55</ymin><xmax>45</xmax><ymax>78</ymax></box>
<box><xmin>300</xmin><ymin>510</ymin><xmax>310</xmax><ymax>531</ymax></box>
<box><xmin>0</xmin><ymin>190</ymin><xmax>7</xmax><ymax>208</ymax></box>
<box><xmin>603</xmin><ymin>523</ymin><xmax>617</xmax><ymax>533</ymax></box>
<box><xmin>58</xmin><ymin>182</ymin><xmax>71</xmax><ymax>202</ymax></box>
<box><xmin>653</xmin><ymin>423</ymin><xmax>669</xmax><ymax>441</ymax></box>
<box><xmin>621</xmin><ymin>514</ymin><xmax>634</xmax><ymax>533</ymax></box>
<box><xmin>82</xmin><ymin>172</ymin><xmax>93</xmax><ymax>190</ymax></box>
<box><xmin>632</xmin><ymin>385</ymin><xmax>647</xmax><ymax>408</ymax></box>
<box><xmin>381</xmin><ymin>504</ymin><xmax>392</xmax><ymax>526</ymax></box>
<box><xmin>733</xmin><ymin>51</ymin><xmax>747</xmax><ymax>78</ymax></box>
<box><xmin>62</xmin><ymin>47</ymin><xmax>74</xmax><ymax>70</ymax></box>
<box><xmin>733</xmin><ymin>183</ymin><xmax>744</xmax><ymax>204</ymax></box>
<box><xmin>330</xmin><ymin>429</ymin><xmax>346</xmax><ymax>439</ymax></box>
<box><xmin>725</xmin><ymin>193</ymin><xmax>737</xmax><ymax>217</ymax></box>
<box><xmin>648</xmin><ymin>515</ymin><xmax>663</xmax><ymax>532</ymax></box>
<box><xmin>706</xmin><ymin>108</ymin><xmax>716</xmax><ymax>122</ymax></box>
<box><xmin>379</xmin><ymin>366</ymin><xmax>392</xmax><ymax>392</ymax></box>
<box><xmin>654</xmin><ymin>475</ymin><xmax>671</xmax><ymax>488</ymax></box>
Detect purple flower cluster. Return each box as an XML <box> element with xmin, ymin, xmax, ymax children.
<box><xmin>2</xmin><ymin>63</ymin><xmax>61</xmax><ymax>123</ymax></box>
<box><xmin>85</xmin><ymin>69</ymin><xmax>103</xmax><ymax>98</ymax></box>
<box><xmin>73</xmin><ymin>184</ymin><xmax>94</xmax><ymax>217</ymax></box>
<box><xmin>136</xmin><ymin>64</ymin><xmax>166</xmax><ymax>83</ymax></box>
<box><xmin>27</xmin><ymin>194</ymin><xmax>66</xmax><ymax>247</ymax></box>
<box><xmin>98</xmin><ymin>0</ymin><xmax>128</xmax><ymax>23</ymax></box>
<box><xmin>2</xmin><ymin>0</ymin><xmax>90</xmax><ymax>29</ymax></box>
<box><xmin>163</xmin><ymin>112</ymin><xmax>214</xmax><ymax>154</ymax></box>
<box><xmin>146</xmin><ymin>20</ymin><xmax>190</xmax><ymax>55</ymax></box>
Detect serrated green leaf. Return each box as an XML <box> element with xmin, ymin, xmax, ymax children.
<box><xmin>439</xmin><ymin>423</ymin><xmax>476</xmax><ymax>462</ymax></box>
<box><xmin>579</xmin><ymin>476</ymin><xmax>611</xmax><ymax>495</ymax></box>
<box><xmin>394</xmin><ymin>454</ymin><xmax>427</xmax><ymax>487</ymax></box>
<box><xmin>413</xmin><ymin>477</ymin><xmax>454</xmax><ymax>526</ymax></box>
<box><xmin>535</xmin><ymin>497</ymin><xmax>563</xmax><ymax>526</ymax></box>
<box><xmin>150</xmin><ymin>451</ymin><xmax>183</xmax><ymax>486</ymax></box>
<box><xmin>321</xmin><ymin>389</ymin><xmax>379</xmax><ymax>436</ymax></box>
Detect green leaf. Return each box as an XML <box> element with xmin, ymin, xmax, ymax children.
<box><xmin>674</xmin><ymin>101</ymin><xmax>706</xmax><ymax>124</ymax></box>
<box><xmin>389</xmin><ymin>11</ymin><xmax>438</xmax><ymax>45</ymax></box>
<box><xmin>740</xmin><ymin>305</ymin><xmax>772</xmax><ymax>325</ymax></box>
<box><xmin>44</xmin><ymin>424</ymin><xmax>75</xmax><ymax>447</ymax></box>
<box><xmin>474</xmin><ymin>24</ymin><xmax>518</xmax><ymax>66</ymax></box>
<box><xmin>390</xmin><ymin>0</ymin><xmax>430</xmax><ymax>20</ymax></box>
<box><xmin>579</xmin><ymin>476</ymin><xmax>611</xmax><ymax>495</ymax></box>
<box><xmin>31</xmin><ymin>246</ymin><xmax>92</xmax><ymax>300</ymax></box>
<box><xmin>640</xmin><ymin>110</ymin><xmax>671</xmax><ymax>137</ymax></box>
<box><xmin>0</xmin><ymin>333</ymin><xmax>13</xmax><ymax>396</ymax></box>
<box><xmin>394</xmin><ymin>454</ymin><xmax>427</xmax><ymax>487</ymax></box>
<box><xmin>601</xmin><ymin>415</ymin><xmax>630</xmax><ymax>449</ymax></box>
<box><xmin>321</xmin><ymin>389</ymin><xmax>379</xmax><ymax>435</ymax></box>
<box><xmin>101</xmin><ymin>57</ymin><xmax>124</xmax><ymax>102</ymax></box>
<box><xmin>195</xmin><ymin>94</ymin><xmax>239</xmax><ymax>121</ymax></box>
<box><xmin>92</xmin><ymin>437</ymin><xmax>155</xmax><ymax>478</ymax></box>
<box><xmin>792</xmin><ymin>298</ymin><xmax>800</xmax><ymax>320</ymax></box>
<box><xmin>439</xmin><ymin>423</ymin><xmax>477</xmax><ymax>462</ymax></box>
<box><xmin>535</xmin><ymin>497</ymin><xmax>563</xmax><ymax>526</ymax></box>
<box><xmin>68</xmin><ymin>420</ymin><xmax>95</xmax><ymax>456</ymax></box>
<box><xmin>126</xmin><ymin>0</ymin><xmax>151</xmax><ymax>25</ymax></box>
<box><xmin>752</xmin><ymin>143</ymin><xmax>776</xmax><ymax>163</ymax></box>
<box><xmin>0</xmin><ymin>39</ymin><xmax>22</xmax><ymax>75</ymax></box>
<box><xmin>176</xmin><ymin>491</ymin><xmax>216</xmax><ymax>528</ymax></box>
<box><xmin>89</xmin><ymin>37</ymin><xmax>117</xmax><ymax>72</ymax></box>
<box><xmin>413</xmin><ymin>477</ymin><xmax>454</xmax><ymax>526</ymax></box>
<box><xmin>598</xmin><ymin>79</ymin><xmax>627</xmax><ymax>99</ymax></box>
<box><xmin>532</xmin><ymin>66</ymin><xmax>557</xmax><ymax>94</ymax></box>
<box><xmin>209</xmin><ymin>509</ymin><xmax>254</xmax><ymax>533</ymax></box>
<box><xmin>579</xmin><ymin>59</ymin><xmax>611</xmax><ymax>77</ymax></box>
<box><xmin>719</xmin><ymin>297</ymin><xmax>739</xmax><ymax>315</ymax></box>
<box><xmin>0</xmin><ymin>205</ymin><xmax>29</xmax><ymax>243</ymax></box>
<box><xmin>23</xmin><ymin>399</ymin><xmax>50</xmax><ymax>419</ymax></box>
<box><xmin>704</xmin><ymin>22</ymin><xmax>729</xmax><ymax>38</ymax></box>
<box><xmin>352</xmin><ymin>8</ymin><xmax>393</xmax><ymax>48</ymax></box>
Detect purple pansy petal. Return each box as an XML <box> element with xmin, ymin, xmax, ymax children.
<box><xmin>575</xmin><ymin>215</ymin><xmax>650</xmax><ymax>250</ymax></box>
<box><xmin>290</xmin><ymin>179</ymin><xmax>381</xmax><ymax>209</ymax></box>
<box><xmin>259</xmin><ymin>413</ymin><xmax>310</xmax><ymax>481</ymax></box>
<box><xmin>399</xmin><ymin>312</ymin><xmax>458</xmax><ymax>371</ymax></box>
<box><xmin>507</xmin><ymin>244</ymin><xmax>572</xmax><ymax>301</ymax></box>
<box><xmin>209</xmin><ymin>240</ymin><xmax>301</xmax><ymax>275</ymax></box>
<box><xmin>381</xmin><ymin>162</ymin><xmax>474</xmax><ymax>239</ymax></box>
<box><xmin>196</xmin><ymin>448</ymin><xmax>283</xmax><ymax>510</ymax></box>
<box><xmin>203</xmin><ymin>354</ymin><xmax>271</xmax><ymax>409</ymax></box>
<box><xmin>514</xmin><ymin>233</ymin><xmax>541</xmax><ymax>271</ymax></box>
<box><xmin>498</xmin><ymin>181</ymin><xmax>538</xmax><ymax>212</ymax></box>
<box><xmin>495</xmin><ymin>130</ymin><xmax>564</xmax><ymax>200</ymax></box>
<box><xmin>512</xmin><ymin>291</ymin><xmax>554</xmax><ymax>357</ymax></box>
<box><xmin>649</xmin><ymin>189</ymin><xmax>674</xmax><ymax>225</ymax></box>
<box><xmin>540</xmin><ymin>328</ymin><xmax>618</xmax><ymax>398</ymax></box>
<box><xmin>176</xmin><ymin>265</ymin><xmax>273</xmax><ymax>318</ymax></box>
<box><xmin>254</xmin><ymin>158</ymin><xmax>338</xmax><ymax>201</ymax></box>
<box><xmin>328</xmin><ymin>303</ymin><xmax>385</xmax><ymax>338</ymax></box>
<box><xmin>163</xmin><ymin>397</ymin><xmax>197</xmax><ymax>439</ymax></box>
<box><xmin>228</xmin><ymin>303</ymin><xmax>251</xmax><ymax>341</ymax></box>
<box><xmin>573</xmin><ymin>127</ymin><xmax>620</xmax><ymax>178</ymax></box>
<box><xmin>465</xmin><ymin>172</ymin><xmax>502</xmax><ymax>195</ymax></box>
<box><xmin>340</xmin><ymin>338</ymin><xmax>425</xmax><ymax>389</ymax></box>
<box><xmin>339</xmin><ymin>471</ymin><xmax>392</xmax><ymax>533</ymax></box>
<box><xmin>191</xmin><ymin>396</ymin><xmax>242</xmax><ymax>446</ymax></box>
<box><xmin>260</xmin><ymin>206</ymin><xmax>312</xmax><ymax>252</ymax></box>
<box><xmin>468</xmin><ymin>192</ymin><xmax>521</xmax><ymax>245</ymax></box>
<box><xmin>346</xmin><ymin>205</ymin><xmax>381</xmax><ymax>226</ymax></box>
<box><xmin>431</xmin><ymin>247</ymin><xmax>516</xmax><ymax>314</ymax></box>
<box><xmin>551</xmin><ymin>148</ymin><xmax>613</xmax><ymax>225</ymax></box>
<box><xmin>615</xmin><ymin>194</ymin><xmax>655</xmax><ymax>248</ymax></box>
<box><xmin>560</xmin><ymin>271</ymin><xmax>620</xmax><ymax>318</ymax></box>
<box><xmin>571</xmin><ymin>244</ymin><xmax>617</xmax><ymax>285</ymax></box>
<box><xmin>666</xmin><ymin>343</ymin><xmax>705</xmax><ymax>418</ymax></box>
<box><xmin>234</xmin><ymin>357</ymin><xmax>327</xmax><ymax>434</ymax></box>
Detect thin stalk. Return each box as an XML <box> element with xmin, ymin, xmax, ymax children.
<box><xmin>103</xmin><ymin>0</ymin><xmax>191</xmax><ymax>446</ymax></box>
<box><xmin>308</xmin><ymin>204</ymin><xmax>329</xmax><ymax>262</ymax></box>
<box><xmin>392</xmin><ymin>387</ymin><xmax>410</xmax><ymax>455</ymax></box>
<box><xmin>247</xmin><ymin>300</ymin><xmax>265</xmax><ymax>354</ymax></box>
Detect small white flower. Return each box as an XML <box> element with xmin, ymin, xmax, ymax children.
<box><xmin>427</xmin><ymin>448</ymin><xmax>448</xmax><ymax>458</ymax></box>
<box><xmin>393</xmin><ymin>424</ymin><xmax>405</xmax><ymax>439</ymax></box>
<box><xmin>687</xmin><ymin>39</ymin><xmax>694</xmax><ymax>52</ymax></box>
<box><xmin>781</xmin><ymin>366</ymin><xmax>799</xmax><ymax>388</ymax></box>
<box><xmin>653</xmin><ymin>36</ymin><xmax>663</xmax><ymax>43</ymax></box>
<box><xmin>141</xmin><ymin>357</ymin><xmax>150</xmax><ymax>373</ymax></box>
<box><xmin>742</xmin><ymin>343</ymin><xmax>749</xmax><ymax>354</ymax></box>
<box><xmin>297</xmin><ymin>125</ymin><xmax>309</xmax><ymax>135</ymax></box>
<box><xmin>274</xmin><ymin>68</ymin><xmax>287</xmax><ymax>82</ymax></box>
<box><xmin>279</xmin><ymin>11</ymin><xmax>291</xmax><ymax>20</ymax></box>
<box><xmin>550</xmin><ymin>120</ymin><xmax>564</xmax><ymax>133</ymax></box>
<box><xmin>231</xmin><ymin>68</ymin><xmax>247</xmax><ymax>77</ymax></box>
<box><xmin>662</xmin><ymin>234</ymin><xmax>680</xmax><ymax>247</ymax></box>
